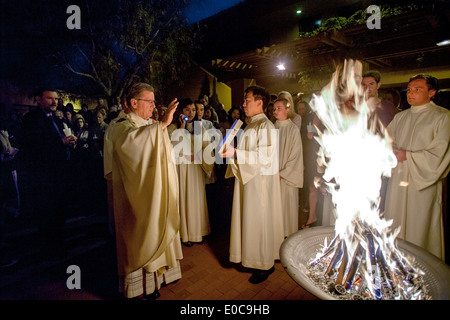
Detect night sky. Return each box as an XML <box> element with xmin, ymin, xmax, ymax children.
<box><xmin>1</xmin><ymin>0</ymin><xmax>248</xmax><ymax>97</ymax></box>
<box><xmin>182</xmin><ymin>0</ymin><xmax>244</xmax><ymax>23</ymax></box>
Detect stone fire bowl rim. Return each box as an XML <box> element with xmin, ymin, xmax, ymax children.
<box><xmin>280</xmin><ymin>226</ymin><xmax>450</xmax><ymax>300</ymax></box>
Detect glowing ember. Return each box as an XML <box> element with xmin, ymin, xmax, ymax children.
<box><xmin>307</xmin><ymin>60</ymin><xmax>429</xmax><ymax>300</ymax></box>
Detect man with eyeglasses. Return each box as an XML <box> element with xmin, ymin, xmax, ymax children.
<box><xmin>110</xmin><ymin>82</ymin><xmax>181</xmax><ymax>299</ymax></box>
<box><xmin>384</xmin><ymin>74</ymin><xmax>449</xmax><ymax>261</ymax></box>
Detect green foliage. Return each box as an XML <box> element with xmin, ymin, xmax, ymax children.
<box><xmin>297</xmin><ymin>65</ymin><xmax>335</xmax><ymax>92</ymax></box>
<box><xmin>80</xmin><ymin>0</ymin><xmax>197</xmax><ymax>102</ymax></box>
<box><xmin>298</xmin><ymin>4</ymin><xmax>419</xmax><ymax>38</ymax></box>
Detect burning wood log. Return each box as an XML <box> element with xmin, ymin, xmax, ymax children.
<box><xmin>335</xmin><ymin>242</ymin><xmax>348</xmax><ymax>285</ymax></box>
<box><xmin>344</xmin><ymin>243</ymin><xmax>365</xmax><ymax>290</ymax></box>
<box><xmin>311</xmin><ymin>235</ymin><xmax>338</xmax><ymax>266</ymax></box>
<box><xmin>325</xmin><ymin>240</ymin><xmax>344</xmax><ymax>276</ymax></box>
<box><xmin>308</xmin><ymin>223</ymin><xmax>429</xmax><ymax>300</ymax></box>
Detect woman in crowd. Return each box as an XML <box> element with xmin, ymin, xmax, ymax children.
<box><xmin>195</xmin><ymin>101</ymin><xmax>215</xmax><ymax>131</ymax></box>
<box><xmin>217</xmin><ymin>105</ymin><xmax>243</xmax><ymax>146</ymax></box>
<box><xmin>265</xmin><ymin>101</ymin><xmax>276</xmax><ymax>123</ymax></box>
<box><xmin>63</xmin><ymin>109</ymin><xmax>75</xmax><ymax>132</ymax></box>
<box><xmin>195</xmin><ymin>101</ymin><xmax>218</xmax><ymax>185</ymax></box>
<box><xmin>202</xmin><ymin>105</ymin><xmax>218</xmax><ymax>128</ymax></box>
<box><xmin>73</xmin><ymin>114</ymin><xmax>90</xmax><ymax>151</ymax></box>
<box><xmin>277</xmin><ymin>91</ymin><xmax>301</xmax><ymax>131</ymax></box>
<box><xmin>71</xmin><ymin>114</ymin><xmax>93</xmax><ymax>204</ymax></box>
<box><xmin>299</xmin><ymin>100</ymin><xmax>324</xmax><ymax>228</ymax></box>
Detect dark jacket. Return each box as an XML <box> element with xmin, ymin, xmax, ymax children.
<box><xmin>18</xmin><ymin>108</ymin><xmax>70</xmax><ymax>181</ymax></box>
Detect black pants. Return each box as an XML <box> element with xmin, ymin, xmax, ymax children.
<box><xmin>32</xmin><ymin>171</ymin><xmax>69</xmax><ymax>255</ymax></box>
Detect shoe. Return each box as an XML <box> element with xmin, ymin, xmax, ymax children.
<box><xmin>249</xmin><ymin>266</ymin><xmax>275</xmax><ymax>284</ymax></box>
<box><xmin>301</xmin><ymin>219</ymin><xmax>318</xmax><ymax>229</ymax></box>
<box><xmin>182</xmin><ymin>241</ymin><xmax>193</xmax><ymax>247</ymax></box>
<box><xmin>161</xmin><ymin>279</ymin><xmax>179</xmax><ymax>288</ymax></box>
<box><xmin>145</xmin><ymin>289</ymin><xmax>160</xmax><ymax>300</ymax></box>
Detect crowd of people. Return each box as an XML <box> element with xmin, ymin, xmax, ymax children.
<box><xmin>0</xmin><ymin>70</ymin><xmax>448</xmax><ymax>300</ymax></box>
<box><xmin>0</xmin><ymin>92</ymin><xmax>114</xmax><ymax>266</ymax></box>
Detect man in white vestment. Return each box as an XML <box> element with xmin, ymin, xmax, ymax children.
<box><xmin>111</xmin><ymin>82</ymin><xmax>182</xmax><ymax>299</ymax></box>
<box><xmin>220</xmin><ymin>85</ymin><xmax>284</xmax><ymax>284</ymax></box>
<box><xmin>384</xmin><ymin>74</ymin><xmax>449</xmax><ymax>260</ymax></box>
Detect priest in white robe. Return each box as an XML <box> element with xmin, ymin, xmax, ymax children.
<box><xmin>111</xmin><ymin>82</ymin><xmax>182</xmax><ymax>299</ymax></box>
<box><xmin>384</xmin><ymin>75</ymin><xmax>449</xmax><ymax>260</ymax></box>
<box><xmin>221</xmin><ymin>85</ymin><xmax>284</xmax><ymax>284</ymax></box>
<box><xmin>273</xmin><ymin>98</ymin><xmax>304</xmax><ymax>236</ymax></box>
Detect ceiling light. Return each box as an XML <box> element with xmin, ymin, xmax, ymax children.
<box><xmin>436</xmin><ymin>39</ymin><xmax>450</xmax><ymax>46</ymax></box>
<box><xmin>277</xmin><ymin>63</ymin><xmax>286</xmax><ymax>71</ymax></box>
<box><xmin>296</xmin><ymin>10</ymin><xmax>302</xmax><ymax>14</ymax></box>
<box><xmin>436</xmin><ymin>31</ymin><xmax>450</xmax><ymax>46</ymax></box>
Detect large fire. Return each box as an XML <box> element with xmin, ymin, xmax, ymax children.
<box><xmin>307</xmin><ymin>60</ymin><xmax>428</xmax><ymax>300</ymax></box>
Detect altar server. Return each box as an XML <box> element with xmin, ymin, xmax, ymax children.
<box><xmin>273</xmin><ymin>98</ymin><xmax>304</xmax><ymax>236</ymax></box>
<box><xmin>384</xmin><ymin>74</ymin><xmax>449</xmax><ymax>260</ymax></box>
<box><xmin>221</xmin><ymin>85</ymin><xmax>284</xmax><ymax>284</ymax></box>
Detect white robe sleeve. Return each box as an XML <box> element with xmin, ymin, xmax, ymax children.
<box><xmin>388</xmin><ymin>107</ymin><xmax>450</xmax><ymax>191</ymax></box>
<box><xmin>407</xmin><ymin>113</ymin><xmax>450</xmax><ymax>190</ymax></box>
<box><xmin>279</xmin><ymin>125</ymin><xmax>304</xmax><ymax>188</ymax></box>
<box><xmin>227</xmin><ymin>123</ymin><xmax>279</xmax><ymax>185</ymax></box>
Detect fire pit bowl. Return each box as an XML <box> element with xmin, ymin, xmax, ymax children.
<box><xmin>280</xmin><ymin>226</ymin><xmax>450</xmax><ymax>300</ymax></box>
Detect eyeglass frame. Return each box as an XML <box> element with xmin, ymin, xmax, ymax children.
<box><xmin>135</xmin><ymin>98</ymin><xmax>156</xmax><ymax>105</ymax></box>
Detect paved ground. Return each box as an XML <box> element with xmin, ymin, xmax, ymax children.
<box><xmin>1</xmin><ymin>177</ymin><xmax>444</xmax><ymax>318</ymax></box>
<box><xmin>0</xmin><ymin>213</ymin><xmax>119</xmax><ymax>300</ymax></box>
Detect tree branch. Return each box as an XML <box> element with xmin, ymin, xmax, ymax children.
<box><xmin>64</xmin><ymin>63</ymin><xmax>110</xmax><ymax>96</ymax></box>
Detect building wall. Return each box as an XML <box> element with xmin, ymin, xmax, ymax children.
<box><xmin>166</xmin><ymin>62</ymin><xmax>232</xmax><ymax>111</ymax></box>
<box><xmin>215</xmin><ymin>81</ymin><xmax>232</xmax><ymax>111</ymax></box>
<box><xmin>227</xmin><ymin>78</ymin><xmax>257</xmax><ymax>108</ymax></box>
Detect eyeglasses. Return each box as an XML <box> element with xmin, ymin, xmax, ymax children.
<box><xmin>135</xmin><ymin>98</ymin><xmax>156</xmax><ymax>105</ymax></box>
